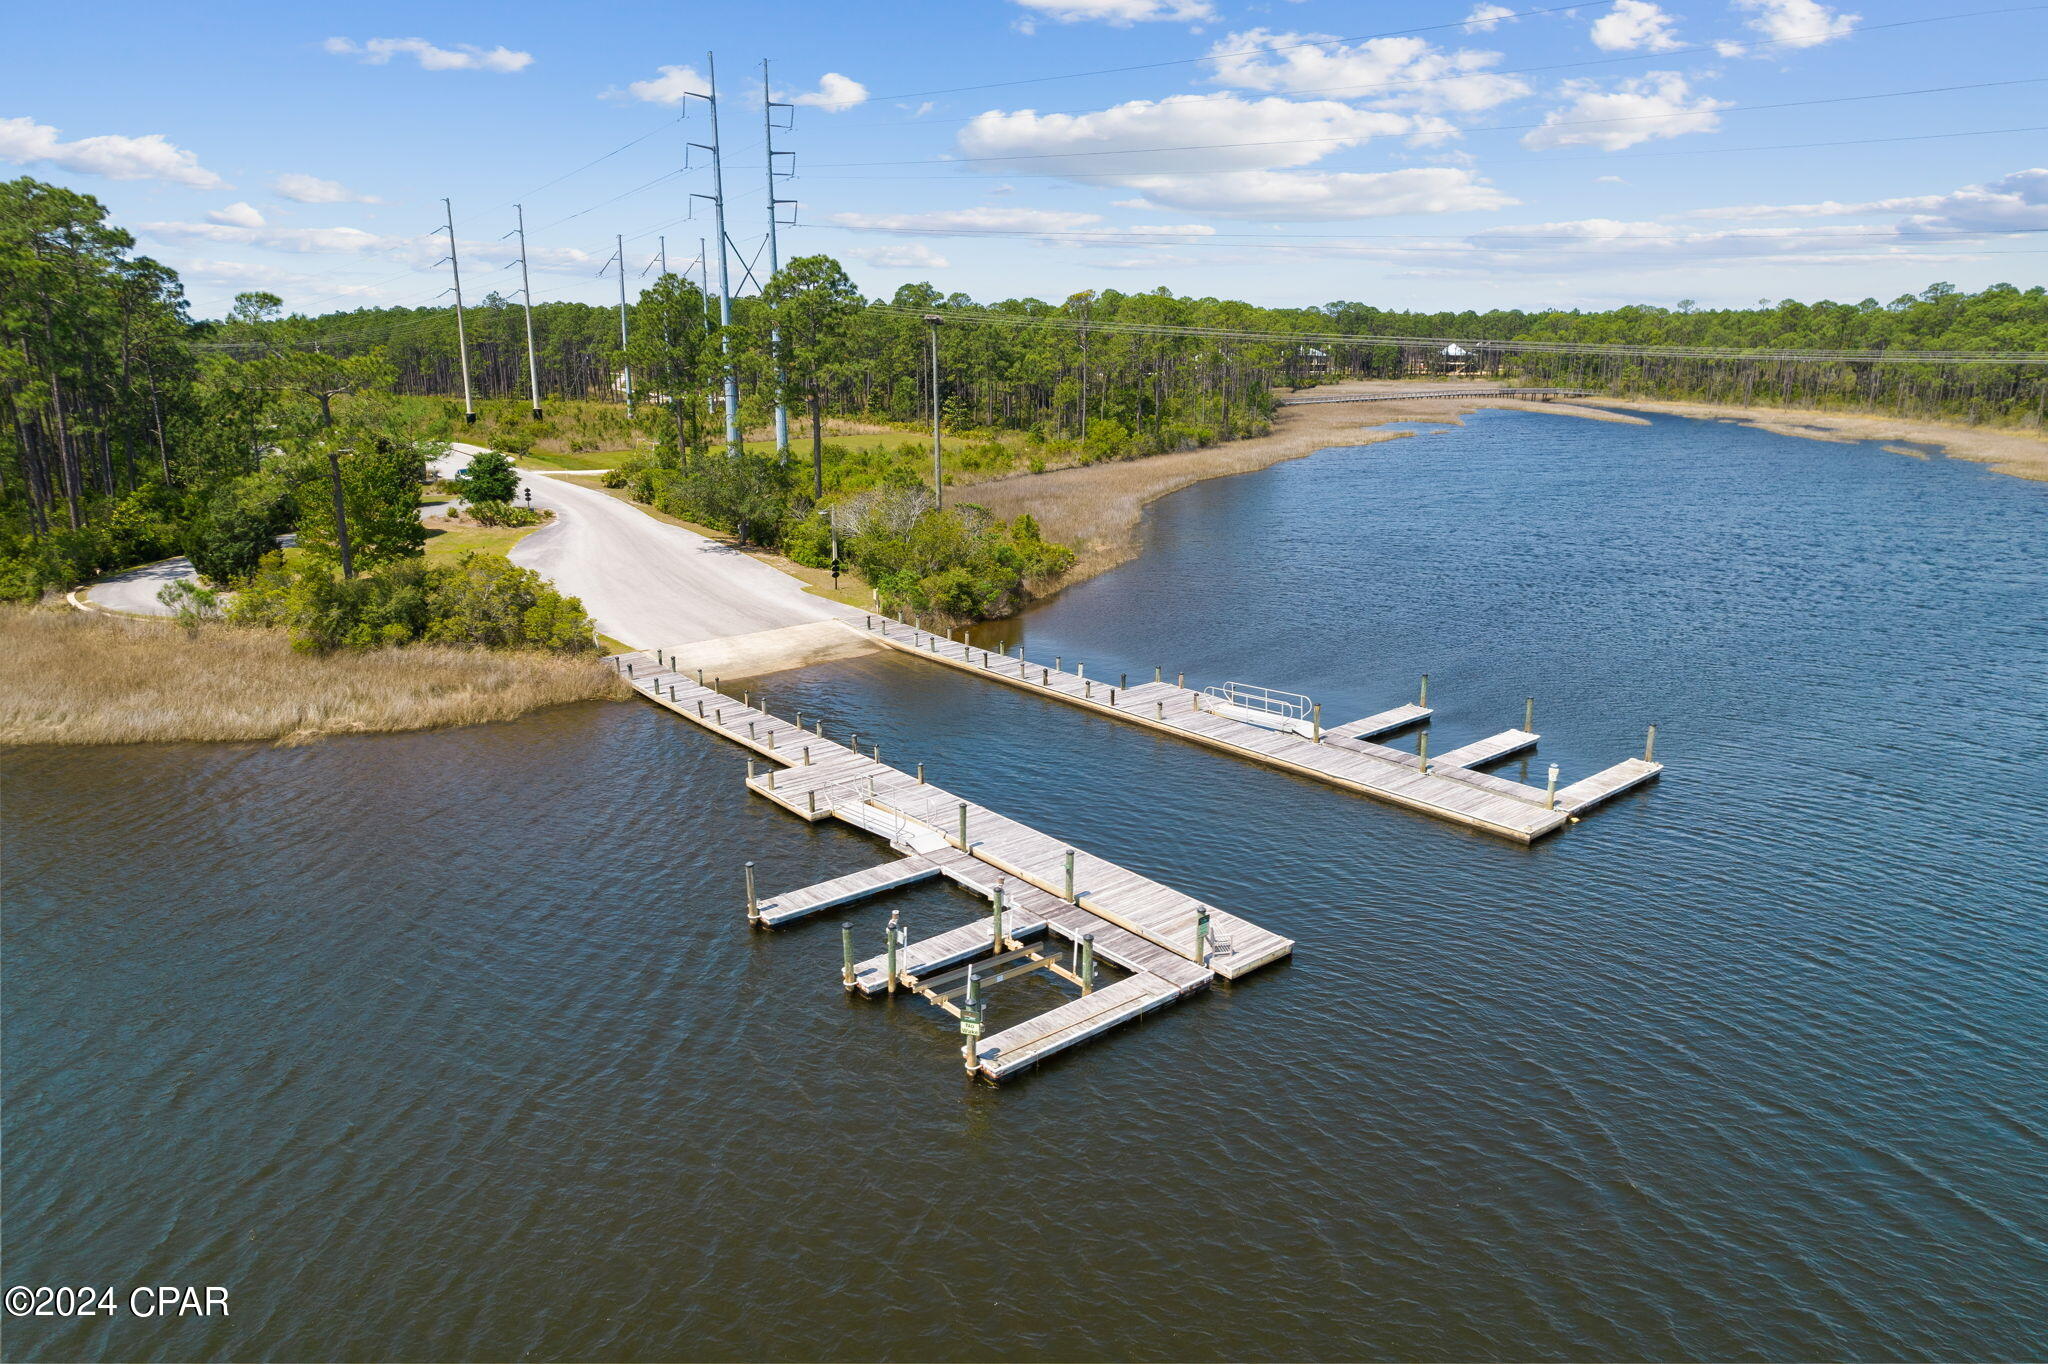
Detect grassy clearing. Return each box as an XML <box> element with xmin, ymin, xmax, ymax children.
<box><xmin>420</xmin><ymin>519</ymin><xmax>544</xmax><ymax>561</ymax></box>
<box><xmin>516</xmin><ymin>448</ymin><xmax>635</xmax><ymax>472</ymax></box>
<box><xmin>0</xmin><ymin>606</ymin><xmax>628</xmax><ymax>747</ymax></box>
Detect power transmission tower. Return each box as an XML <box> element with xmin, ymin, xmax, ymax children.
<box><xmin>762</xmin><ymin>58</ymin><xmax>797</xmax><ymax>463</ymax></box>
<box><xmin>599</xmin><ymin>235</ymin><xmax>634</xmax><ymax>417</ymax></box>
<box><xmin>505</xmin><ymin>204</ymin><xmax>543</xmax><ymax>420</ymax></box>
<box><xmin>683</xmin><ymin>53</ymin><xmax>741</xmax><ymax>454</ymax></box>
<box><xmin>926</xmin><ymin>312</ymin><xmax>943</xmax><ymax>510</ymax></box>
<box><xmin>436</xmin><ymin>198</ymin><xmax>476</xmax><ymax>425</ymax></box>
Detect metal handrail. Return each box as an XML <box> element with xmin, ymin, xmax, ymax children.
<box><xmin>1202</xmin><ymin>681</ymin><xmax>1313</xmax><ymax>721</ymax></box>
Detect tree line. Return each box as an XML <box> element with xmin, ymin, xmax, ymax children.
<box><xmin>7</xmin><ymin>172</ymin><xmax>2045</xmax><ymax>620</ymax></box>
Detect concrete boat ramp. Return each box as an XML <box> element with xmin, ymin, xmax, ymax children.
<box><xmin>613</xmin><ymin>652</ymin><xmax>1290</xmax><ymax>1083</ymax></box>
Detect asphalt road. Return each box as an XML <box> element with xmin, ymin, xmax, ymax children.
<box><xmin>84</xmin><ymin>556</ymin><xmax>198</xmax><ymax>615</ymax></box>
<box><xmin>82</xmin><ymin>446</ymin><xmax>850</xmax><ymax>651</ymax></box>
<box><xmin>438</xmin><ymin>444</ymin><xmax>855</xmax><ymax>650</ymax></box>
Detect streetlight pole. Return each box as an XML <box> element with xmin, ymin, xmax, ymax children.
<box><xmin>925</xmin><ymin>312</ymin><xmax>942</xmax><ymax>509</ymax></box>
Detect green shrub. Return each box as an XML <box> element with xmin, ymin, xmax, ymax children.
<box><xmin>466</xmin><ymin>501</ymin><xmax>547</xmax><ymax>528</ymax></box>
<box><xmin>453</xmin><ymin>447</ymin><xmax>521</xmax><ymax>502</ymax></box>
<box><xmin>229</xmin><ymin>552</ymin><xmax>595</xmax><ymax>654</ymax></box>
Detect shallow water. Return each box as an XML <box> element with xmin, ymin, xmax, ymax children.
<box><xmin>6</xmin><ymin>411</ymin><xmax>2046</xmax><ymax>1361</ymax></box>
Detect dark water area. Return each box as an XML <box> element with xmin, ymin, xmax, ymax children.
<box><xmin>6</xmin><ymin>411</ymin><xmax>2047</xmax><ymax>1362</ymax></box>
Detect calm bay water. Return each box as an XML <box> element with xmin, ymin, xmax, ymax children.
<box><xmin>6</xmin><ymin>411</ymin><xmax>2046</xmax><ymax>1361</ymax></box>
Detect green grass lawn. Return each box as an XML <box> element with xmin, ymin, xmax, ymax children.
<box><xmin>421</xmin><ymin>522</ymin><xmax>544</xmax><ymax>560</ymax></box>
<box><xmin>517</xmin><ymin>448</ymin><xmax>635</xmax><ymax>472</ymax></box>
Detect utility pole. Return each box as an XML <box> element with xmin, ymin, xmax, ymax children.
<box><xmin>685</xmin><ymin>53</ymin><xmax>740</xmax><ymax>454</ymax></box>
<box><xmin>762</xmin><ymin>58</ymin><xmax>796</xmax><ymax>464</ymax></box>
<box><xmin>699</xmin><ymin>237</ymin><xmax>713</xmax><ymax>325</ymax></box>
<box><xmin>506</xmin><ymin>204</ymin><xmax>543</xmax><ymax>420</ymax></box>
<box><xmin>925</xmin><ymin>312</ymin><xmax>943</xmax><ymax>509</ymax></box>
<box><xmin>603</xmin><ymin>233</ymin><xmax>634</xmax><ymax>417</ymax></box>
<box><xmin>438</xmin><ymin>197</ymin><xmax>476</xmax><ymax>425</ymax></box>
<box><xmin>325</xmin><ymin>448</ymin><xmax>355</xmax><ymax>578</ymax></box>
<box><xmin>658</xmin><ymin>236</ymin><xmax>668</xmax><ymax>277</ymax></box>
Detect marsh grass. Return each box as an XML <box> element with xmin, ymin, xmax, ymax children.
<box><xmin>0</xmin><ymin>607</ymin><xmax>629</xmax><ymax>747</ymax></box>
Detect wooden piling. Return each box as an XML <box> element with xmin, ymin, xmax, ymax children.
<box><xmin>745</xmin><ymin>861</ymin><xmax>759</xmax><ymax>925</ymax></box>
<box><xmin>1546</xmin><ymin>763</ymin><xmax>1559</xmax><ymax>810</ymax></box>
<box><xmin>1080</xmin><ymin>934</ymin><xmax>1095</xmax><ymax>994</ymax></box>
<box><xmin>1525</xmin><ymin>697</ymin><xmax>1535</xmax><ymax>732</ymax></box>
<box><xmin>1064</xmin><ymin>849</ymin><xmax>1076</xmax><ymax>902</ymax></box>
<box><xmin>885</xmin><ymin>914</ymin><xmax>900</xmax><ymax>993</ymax></box>
<box><xmin>1195</xmin><ymin>907</ymin><xmax>1211</xmax><ymax>967</ymax></box>
<box><xmin>1418</xmin><ymin>733</ymin><xmax>1430</xmax><ymax>774</ymax></box>
<box><xmin>1419</xmin><ymin>673</ymin><xmax>1429</xmax><ymax>707</ymax></box>
<box><xmin>841</xmin><ymin>922</ymin><xmax>856</xmax><ymax>991</ymax></box>
<box><xmin>1645</xmin><ymin>724</ymin><xmax>1657</xmax><ymax>762</ymax></box>
<box><xmin>957</xmin><ymin>802</ymin><xmax>968</xmax><ymax>847</ymax></box>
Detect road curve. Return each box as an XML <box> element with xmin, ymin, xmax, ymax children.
<box><xmin>437</xmin><ymin>444</ymin><xmax>857</xmax><ymax>651</ymax></box>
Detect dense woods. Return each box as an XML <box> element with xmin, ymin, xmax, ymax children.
<box><xmin>5</xmin><ymin>173</ymin><xmax>2044</xmax><ymax>618</ymax></box>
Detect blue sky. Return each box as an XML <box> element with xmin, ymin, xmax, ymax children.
<box><xmin>9</xmin><ymin>0</ymin><xmax>2045</xmax><ymax>318</ymax></box>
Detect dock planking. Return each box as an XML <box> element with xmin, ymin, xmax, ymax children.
<box><xmin>854</xmin><ymin>617</ymin><xmax>1661</xmax><ymax>842</ymax></box>
<box><xmin>755</xmin><ymin>856</ymin><xmax>942</xmax><ymax>926</ymax></box>
<box><xmin>610</xmin><ymin>652</ymin><xmax>1289</xmax><ymax>1080</ymax></box>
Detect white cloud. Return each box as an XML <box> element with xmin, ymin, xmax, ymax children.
<box><xmin>274</xmin><ymin>172</ymin><xmax>381</xmax><ymax>204</ymax></box>
<box><xmin>0</xmin><ymin>116</ymin><xmax>226</xmax><ymax>188</ymax></box>
<box><xmin>323</xmin><ymin>37</ymin><xmax>532</xmax><ymax>73</ymax></box>
<box><xmin>828</xmin><ymin>206</ymin><xmax>1217</xmax><ymax>246</ymax></box>
<box><xmin>783</xmin><ymin>72</ymin><xmax>869</xmax><ymax>113</ymax></box>
<box><xmin>178</xmin><ymin>259</ymin><xmax>405</xmax><ymax>301</ymax></box>
<box><xmin>958</xmin><ymin>94</ymin><xmax>1426</xmax><ymax>178</ymax></box>
<box><xmin>1111</xmin><ymin>166</ymin><xmax>1515</xmax><ymax>220</ymax></box>
<box><xmin>1010</xmin><ymin>0</ymin><xmax>1215</xmax><ymax>25</ymax></box>
<box><xmin>614</xmin><ymin>64</ymin><xmax>706</xmax><ymax>105</ymax></box>
<box><xmin>1596</xmin><ymin>174</ymin><xmax>1627</xmax><ymax>183</ymax></box>
<box><xmin>1521</xmin><ymin>73</ymin><xmax>1728</xmax><ymax>151</ymax></box>
<box><xmin>1206</xmin><ymin>28</ymin><xmax>1529</xmax><ymax>113</ymax></box>
<box><xmin>833</xmin><ymin>206</ymin><xmax>1106</xmax><ymax>233</ymax></box>
<box><xmin>1716</xmin><ymin>0</ymin><xmax>1858</xmax><ymax>55</ymax></box>
<box><xmin>1687</xmin><ymin>168</ymin><xmax>2048</xmax><ymax>235</ymax></box>
<box><xmin>1463</xmin><ymin>4</ymin><xmax>1516</xmax><ymax>32</ymax></box>
<box><xmin>845</xmin><ymin>244</ymin><xmax>952</xmax><ymax>269</ymax></box>
<box><xmin>137</xmin><ymin>220</ymin><xmax>592</xmax><ymax>269</ymax></box>
<box><xmin>1589</xmin><ymin>0</ymin><xmax>1684</xmax><ymax>52</ymax></box>
<box><xmin>207</xmin><ymin>202</ymin><xmax>265</xmax><ymax>228</ymax></box>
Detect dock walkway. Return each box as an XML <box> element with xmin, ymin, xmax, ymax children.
<box><xmin>853</xmin><ymin>618</ymin><xmax>1660</xmax><ymax>841</ymax></box>
<box><xmin>612</xmin><ymin>652</ymin><xmax>1290</xmax><ymax>1081</ymax></box>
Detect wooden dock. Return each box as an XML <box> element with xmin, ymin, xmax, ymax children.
<box><xmin>612</xmin><ymin>653</ymin><xmax>1291</xmax><ymax>1082</ymax></box>
<box><xmin>853</xmin><ymin>617</ymin><xmax>1660</xmax><ymax>842</ymax></box>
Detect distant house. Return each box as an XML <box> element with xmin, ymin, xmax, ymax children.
<box><xmin>1299</xmin><ymin>345</ymin><xmax>1331</xmax><ymax>376</ymax></box>
<box><xmin>1441</xmin><ymin>343</ymin><xmax>1470</xmax><ymax>374</ymax></box>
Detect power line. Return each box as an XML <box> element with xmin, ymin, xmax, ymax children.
<box><xmin>835</xmin><ymin>5</ymin><xmax>2047</xmax><ymax>135</ymax></box>
<box><xmin>810</xmin><ymin>76</ymin><xmax>2048</xmax><ymax>170</ymax></box>
<box><xmin>800</xmin><ymin>123</ymin><xmax>2048</xmax><ymax>181</ymax></box>
<box><xmin>865</xmin><ymin>303</ymin><xmax>2048</xmax><ymax>365</ymax></box>
<box><xmin>850</xmin><ymin>0</ymin><xmax>1623</xmax><ymax>103</ymax></box>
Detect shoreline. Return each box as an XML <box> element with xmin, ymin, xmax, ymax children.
<box><xmin>967</xmin><ymin>382</ymin><xmax>2046</xmax><ymax>601</ymax></box>
<box><xmin>966</xmin><ymin>382</ymin><xmax>1646</xmax><ymax>590</ymax></box>
<box><xmin>0</xmin><ymin>607</ymin><xmax>627</xmax><ymax>747</ymax></box>
<box><xmin>1566</xmin><ymin>396</ymin><xmax>2048</xmax><ymax>482</ymax></box>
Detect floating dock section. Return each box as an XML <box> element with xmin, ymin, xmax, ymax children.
<box><xmin>613</xmin><ymin>652</ymin><xmax>1292</xmax><ymax>1083</ymax></box>
<box><xmin>854</xmin><ymin>616</ymin><xmax>1660</xmax><ymax>842</ymax></box>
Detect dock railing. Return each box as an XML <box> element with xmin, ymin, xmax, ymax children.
<box><xmin>1202</xmin><ymin>681</ymin><xmax>1314</xmax><ymax>723</ymax></box>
